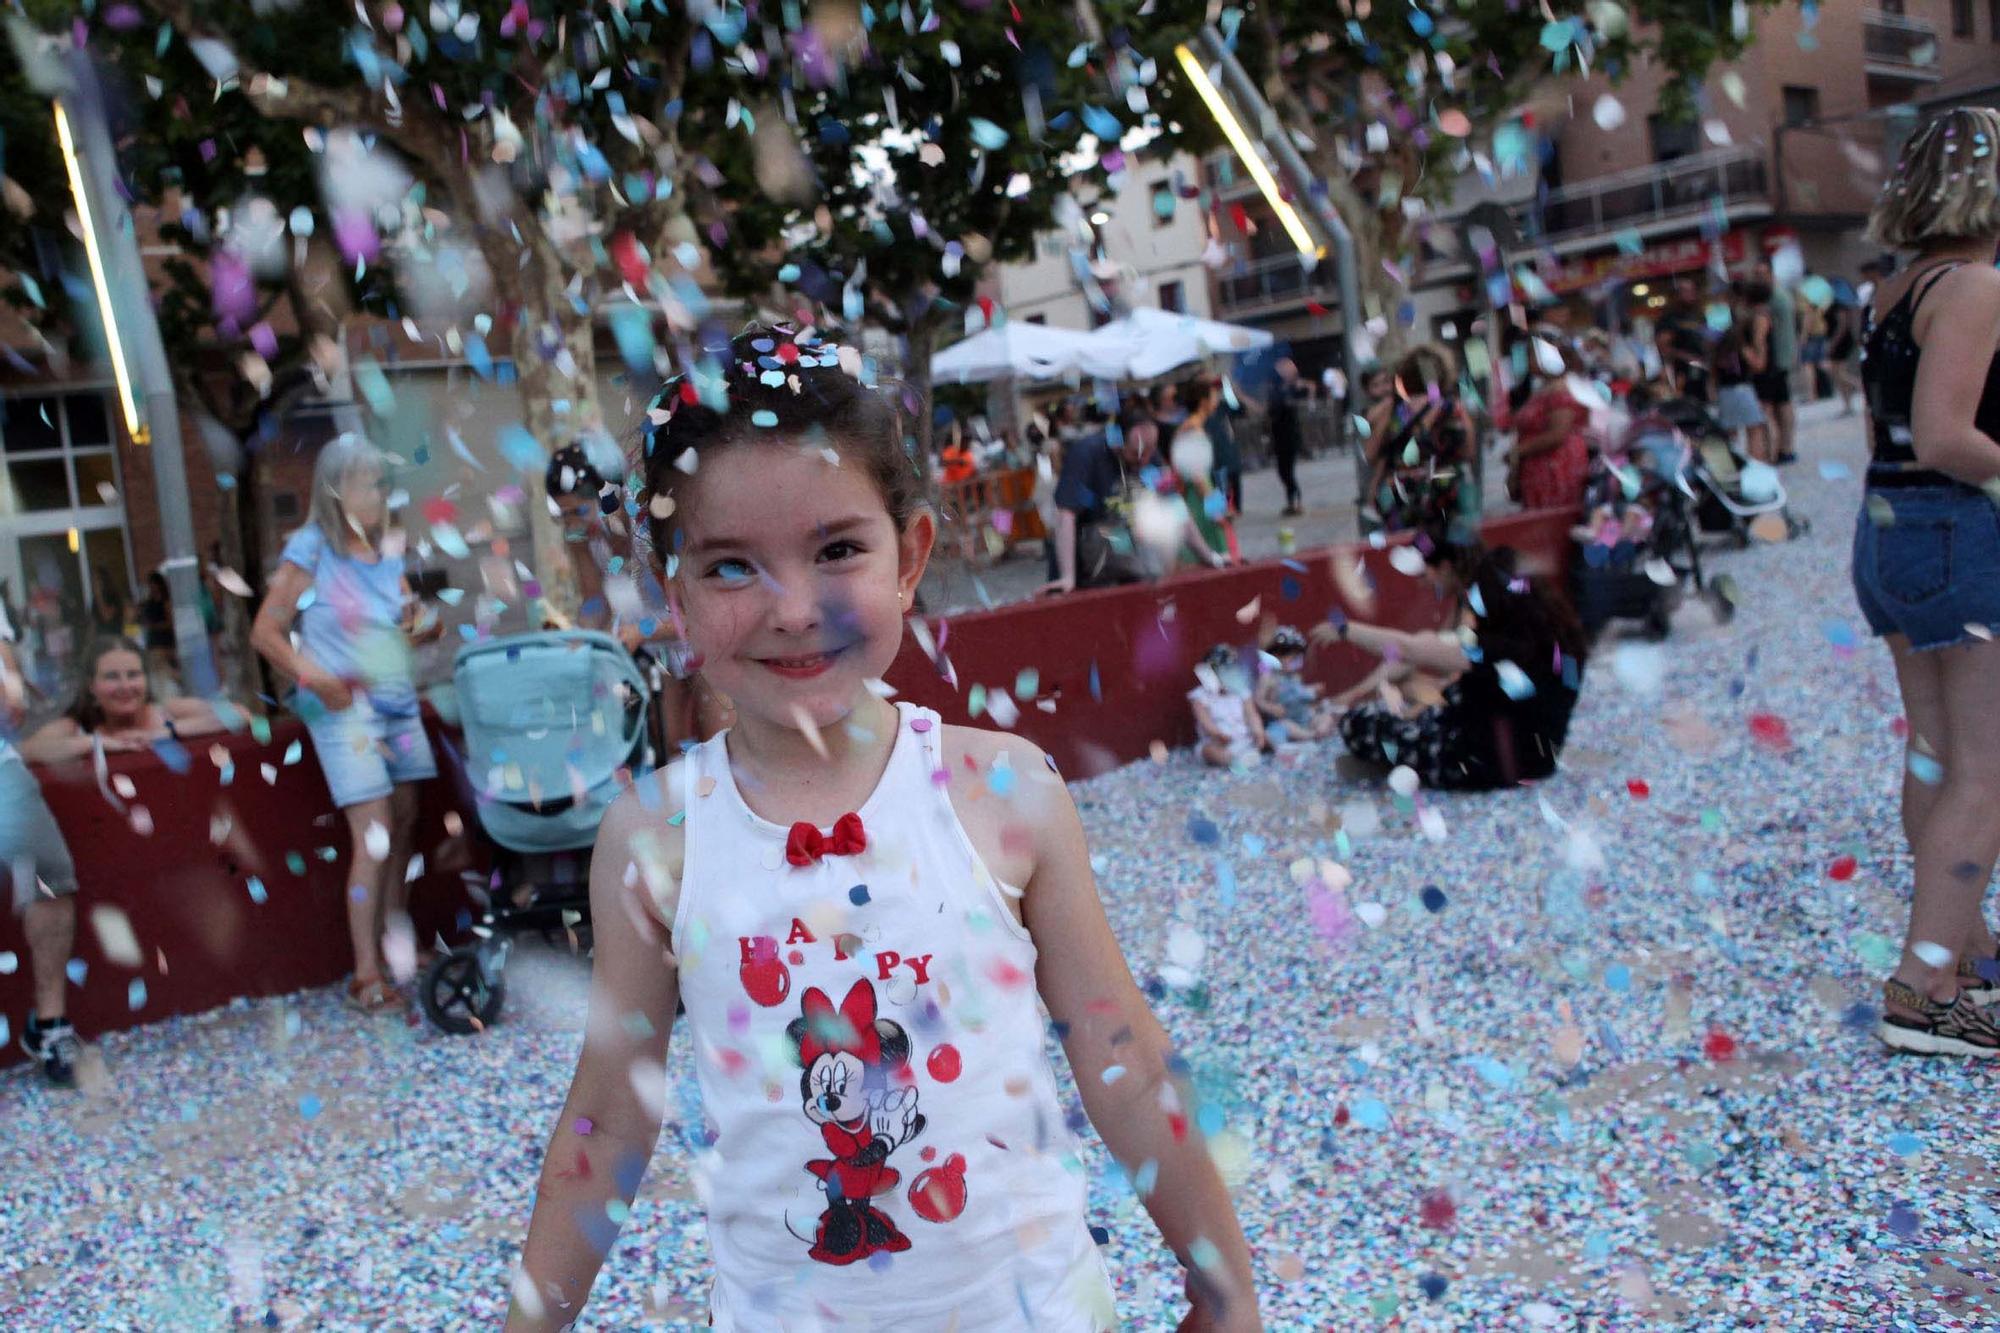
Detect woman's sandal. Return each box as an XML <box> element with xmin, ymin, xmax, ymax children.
<box><xmin>1878</xmin><ymin>979</ymin><xmax>2000</xmax><ymax>1057</ymax></box>
<box><xmin>345</xmin><ymin>975</ymin><xmax>408</xmax><ymax>1015</ymax></box>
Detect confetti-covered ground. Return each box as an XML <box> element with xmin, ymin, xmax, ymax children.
<box><xmin>5</xmin><ymin>400</ymin><xmax>1995</xmax><ymax>1331</ymax></box>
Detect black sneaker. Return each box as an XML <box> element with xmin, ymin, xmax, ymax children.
<box><xmin>20</xmin><ymin>1014</ymin><xmax>80</xmax><ymax>1088</ymax></box>
<box><xmin>1878</xmin><ymin>980</ymin><xmax>2000</xmax><ymax>1057</ymax></box>
<box><xmin>1960</xmin><ymin>951</ymin><xmax>2000</xmax><ymax>1006</ymax></box>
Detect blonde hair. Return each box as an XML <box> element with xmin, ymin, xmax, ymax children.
<box><xmin>1867</xmin><ymin>105</ymin><xmax>2000</xmax><ymax>248</ymax></box>
<box><xmin>304</xmin><ymin>432</ymin><xmax>388</xmax><ymax>549</ymax></box>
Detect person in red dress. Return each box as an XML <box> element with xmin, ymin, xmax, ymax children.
<box><xmin>1504</xmin><ymin>335</ymin><xmax>1593</xmax><ymax>512</ymax></box>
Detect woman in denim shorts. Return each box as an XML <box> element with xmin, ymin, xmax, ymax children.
<box><xmin>1848</xmin><ymin>105</ymin><xmax>2000</xmax><ymax>1057</ymax></box>
<box><xmin>251</xmin><ymin>435</ymin><xmax>444</xmax><ymax>1014</ymax></box>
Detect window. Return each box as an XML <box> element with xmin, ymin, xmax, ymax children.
<box><xmin>1953</xmin><ymin>0</ymin><xmax>1973</xmax><ymax>36</ymax></box>
<box><xmin>1781</xmin><ymin>86</ymin><xmax>1820</xmax><ymax>127</ymax></box>
<box><xmin>1879</xmin><ymin>0</ymin><xmax>1903</xmax><ymax>14</ymax></box>
<box><xmin>0</xmin><ymin>390</ymin><xmax>133</xmax><ymax>689</ymax></box>
<box><xmin>1158</xmin><ymin>280</ymin><xmax>1187</xmax><ymax>313</ymax></box>
<box><xmin>1647</xmin><ymin>113</ymin><xmax>1699</xmax><ymax>164</ymax></box>
<box><xmin>1151</xmin><ymin>180</ymin><xmax>1176</xmax><ymax>227</ymax></box>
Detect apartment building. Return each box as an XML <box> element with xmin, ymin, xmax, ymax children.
<box><xmin>988</xmin><ymin>149</ymin><xmax>1218</xmax><ymax>328</ymax></box>
<box><xmin>1194</xmin><ymin>1</ymin><xmax>1996</xmax><ymax>366</ymax></box>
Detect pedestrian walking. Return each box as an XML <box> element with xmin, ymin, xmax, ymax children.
<box><xmin>1268</xmin><ymin>357</ymin><xmax>1311</xmax><ymax>516</ymax></box>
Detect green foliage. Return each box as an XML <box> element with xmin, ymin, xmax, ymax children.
<box><xmin>686</xmin><ymin>3</ymin><xmax>1139</xmax><ymax>344</ymax></box>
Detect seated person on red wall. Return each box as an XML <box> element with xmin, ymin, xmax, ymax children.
<box><xmin>1313</xmin><ymin>534</ymin><xmax>1588</xmax><ymax>791</ymax></box>
<box><xmin>17</xmin><ymin>635</ymin><xmax>228</xmax><ymax>764</ymax></box>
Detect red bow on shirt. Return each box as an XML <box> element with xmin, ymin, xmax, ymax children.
<box><xmin>786</xmin><ymin>812</ymin><xmax>867</xmax><ymax>867</ymax></box>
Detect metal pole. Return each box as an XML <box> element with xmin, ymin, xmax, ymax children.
<box><xmin>65</xmin><ymin>54</ymin><xmax>217</xmax><ymax>695</ymax></box>
<box><xmin>1195</xmin><ymin>27</ymin><xmax>1365</xmax><ymax>479</ymax></box>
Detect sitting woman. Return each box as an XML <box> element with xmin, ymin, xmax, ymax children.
<box><xmin>1313</xmin><ymin>536</ymin><xmax>1588</xmax><ymax>790</ymax></box>
<box><xmin>18</xmin><ymin>635</ymin><xmax>227</xmax><ymax>763</ymax></box>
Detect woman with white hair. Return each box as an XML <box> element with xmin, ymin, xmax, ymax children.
<box><xmin>1849</xmin><ymin>105</ymin><xmax>2000</xmax><ymax>1056</ymax></box>
<box><xmin>251</xmin><ymin>434</ymin><xmax>444</xmax><ymax>1014</ymax></box>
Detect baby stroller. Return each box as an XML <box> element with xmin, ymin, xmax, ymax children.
<box><xmin>1570</xmin><ymin>412</ymin><xmax>1706</xmax><ymax>640</ymax></box>
<box><xmin>419</xmin><ymin>630</ymin><xmax>653</xmax><ymax>1033</ymax></box>
<box><xmin>1655</xmin><ymin>397</ymin><xmax>1804</xmax><ymax>546</ymax></box>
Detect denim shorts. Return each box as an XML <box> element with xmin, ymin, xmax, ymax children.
<box><xmin>0</xmin><ymin>755</ymin><xmax>79</xmax><ymax>905</ymax></box>
<box><xmin>1716</xmin><ymin>384</ymin><xmax>1765</xmax><ymax>431</ymax></box>
<box><xmin>301</xmin><ymin>693</ymin><xmax>438</xmax><ymax>808</ymax></box>
<box><xmin>1851</xmin><ymin>485</ymin><xmax>2000</xmax><ymax>651</ymax></box>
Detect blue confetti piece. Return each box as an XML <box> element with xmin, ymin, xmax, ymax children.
<box><xmin>1187</xmin><ymin>815</ymin><xmax>1220</xmax><ymax>846</ymax></box>
<box><xmin>1080</xmin><ymin>105</ymin><xmax>1123</xmax><ymax>141</ymax></box>
<box><xmin>1088</xmin><ymin>661</ymin><xmax>1101</xmax><ymax>701</ymax></box>
<box><xmin>66</xmin><ymin>958</ymin><xmax>87</xmax><ymax>986</ymax></box>
<box><xmin>1470</xmin><ymin>1056</ymin><xmax>1516</xmax><ymax>1090</ymax></box>
<box><xmin>1885</xmin><ymin>1203</ymin><xmax>1921</xmax><ymax>1240</ymax></box>
<box><xmin>1908</xmin><ymin>751</ymin><xmax>1944</xmax><ymax>785</ymax></box>
<box><xmin>497</xmin><ymin>423</ymin><xmax>545</xmax><ymax>471</ymax></box>
<box><xmin>126</xmin><ymin>978</ymin><xmax>147</xmax><ymax>1010</ymax></box>
<box><xmin>1418</xmin><ymin>1273</ymin><xmax>1449</xmax><ymax>1300</ymax></box>
<box><xmin>1420</xmin><ymin>885</ymin><xmax>1447</xmax><ymax>913</ymax></box>
<box><xmin>1605</xmin><ymin>962</ymin><xmax>1632</xmax><ymax>992</ymax></box>
<box><xmin>1350</xmin><ymin>1097</ymin><xmax>1390</xmax><ymax>1130</ymax></box>
<box><xmin>247</xmin><ymin>877</ymin><xmax>268</xmax><ymax>905</ymax></box>
<box><xmin>967</xmin><ymin>118</ymin><xmax>1010</xmax><ymax>150</ymax></box>
<box><xmin>151</xmin><ymin>737</ymin><xmax>191</xmax><ymax>773</ymax></box>
<box><xmin>848</xmin><ymin>884</ymin><xmax>870</xmax><ymax>906</ymax></box>
<box><xmin>282</xmin><ymin>740</ymin><xmax>303</xmax><ymax>766</ymax></box>
<box><xmin>1240</xmin><ymin>834</ymin><xmax>1265</xmax><ymax>856</ymax></box>
<box><xmin>1887</xmin><ymin>1131</ymin><xmax>1923</xmax><ymax>1157</ymax></box>
<box><xmin>1821</xmin><ymin>619</ymin><xmax>1858</xmax><ymax>649</ymax></box>
<box><xmin>1280</xmin><ymin>576</ymin><xmax>1301</xmax><ymax>600</ymax></box>
<box><xmin>299</xmin><ymin>1094</ymin><xmax>322</xmax><ymax>1120</ymax></box>
<box><xmin>1818</xmin><ymin>460</ymin><xmax>1851</xmax><ymax>480</ymax></box>
<box><xmin>1214</xmin><ymin>857</ymin><xmax>1238</xmax><ymax>910</ymax></box>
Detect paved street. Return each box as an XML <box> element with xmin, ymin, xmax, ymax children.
<box><xmin>5</xmin><ymin>399</ymin><xmax>1996</xmax><ymax>1329</ymax></box>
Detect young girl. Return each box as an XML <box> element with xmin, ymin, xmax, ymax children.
<box><xmin>1188</xmin><ymin>644</ymin><xmax>1266</xmax><ymax>769</ymax></box>
<box><xmin>250</xmin><ymin>434</ymin><xmax>445</xmax><ymax>1013</ymax></box>
<box><xmin>509</xmin><ymin>328</ymin><xmax>1260</xmax><ymax>1331</ymax></box>
<box><xmin>1253</xmin><ymin>626</ymin><xmax>1339</xmax><ymax>744</ymax></box>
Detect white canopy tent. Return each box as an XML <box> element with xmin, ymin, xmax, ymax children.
<box><xmin>928</xmin><ymin>322</ymin><xmax>1106</xmax><ymax>384</ymax></box>
<box><xmin>1076</xmin><ymin>307</ymin><xmax>1276</xmax><ymax>381</ymax></box>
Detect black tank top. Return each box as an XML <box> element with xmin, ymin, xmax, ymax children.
<box><xmin>1862</xmin><ymin>261</ymin><xmax>2000</xmax><ymax>481</ymax></box>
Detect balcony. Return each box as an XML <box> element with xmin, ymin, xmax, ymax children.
<box><xmin>1862</xmin><ymin>10</ymin><xmax>1942</xmax><ymax>83</ymax></box>
<box><xmin>1201</xmin><ymin>148</ymin><xmax>1268</xmax><ymax>202</ymax></box>
<box><xmin>1510</xmin><ymin>146</ymin><xmax>1770</xmax><ymax>247</ymax></box>
<box><xmin>1213</xmin><ymin>251</ymin><xmax>1340</xmax><ymax>317</ymax></box>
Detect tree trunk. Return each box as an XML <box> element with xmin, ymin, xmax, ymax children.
<box><xmin>499</xmin><ymin>236</ymin><xmax>595</xmax><ymax>623</ymax></box>
<box><xmin>905</xmin><ymin>317</ymin><xmax>938</xmax><ymax>463</ymax></box>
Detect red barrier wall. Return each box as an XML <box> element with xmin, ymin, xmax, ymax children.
<box><xmin>2</xmin><ymin>510</ymin><xmax>1574</xmax><ymax>1065</ymax></box>
<box><xmin>883</xmin><ymin>509</ymin><xmax>1579</xmax><ymax>779</ymax></box>
<box><xmin>0</xmin><ymin>717</ymin><xmax>477</xmax><ymax>1068</ymax></box>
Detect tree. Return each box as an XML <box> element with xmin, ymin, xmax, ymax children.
<box><xmin>1123</xmin><ymin>0</ymin><xmax>1783</xmax><ymax>361</ymax></box>
<box><xmin>678</xmin><ymin>2</ymin><xmax>1138</xmax><ymax>456</ymax></box>
<box><xmin>15</xmin><ymin>0</ymin><xmax>729</xmax><ymax>619</ymax></box>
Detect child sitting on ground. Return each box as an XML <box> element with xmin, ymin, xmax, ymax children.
<box><xmin>1189</xmin><ymin>644</ymin><xmax>1267</xmax><ymax>768</ymax></box>
<box><xmin>1254</xmin><ymin>625</ymin><xmax>1340</xmax><ymax>743</ymax></box>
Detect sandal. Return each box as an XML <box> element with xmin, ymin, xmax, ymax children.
<box><xmin>345</xmin><ymin>975</ymin><xmax>409</xmax><ymax>1015</ymax></box>
<box><xmin>1959</xmin><ymin>949</ymin><xmax>2000</xmax><ymax>1006</ymax></box>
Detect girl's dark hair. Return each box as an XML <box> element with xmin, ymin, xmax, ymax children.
<box><xmin>637</xmin><ymin>325</ymin><xmax>929</xmax><ymax>566</ymax></box>
<box><xmin>1421</xmin><ymin>534</ymin><xmax>1588</xmax><ymax>668</ymax></box>
<box><xmin>66</xmin><ymin>635</ymin><xmax>150</xmax><ymax>734</ymax></box>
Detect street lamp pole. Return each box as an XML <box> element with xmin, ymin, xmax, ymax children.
<box><xmin>55</xmin><ymin>52</ymin><xmax>217</xmax><ymax>695</ymax></box>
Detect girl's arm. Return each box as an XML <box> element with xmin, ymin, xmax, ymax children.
<box><xmin>17</xmin><ymin>717</ymin><xmax>100</xmax><ymax>763</ymax></box>
<box><xmin>164</xmin><ymin>695</ymin><xmax>228</xmax><ymax>739</ymax></box>
<box><xmin>1251</xmin><ymin>675</ymin><xmax>1284</xmax><ymax>720</ymax></box>
<box><xmin>1239</xmin><ymin>696</ymin><xmax>1268</xmax><ymax>750</ymax></box>
<box><xmin>1189</xmin><ymin>695</ymin><xmax>1222</xmax><ymax>742</ymax></box>
<box><xmin>400</xmin><ymin>576</ymin><xmax>446</xmax><ymax>645</ymax></box>
<box><xmin>1311</xmin><ymin>620</ymin><xmax>1470</xmax><ymax>676</ymax></box>
<box><xmin>253</xmin><ymin>563</ymin><xmax>359</xmax><ymax>711</ymax></box>
<box><xmin>508</xmin><ymin>778</ymin><xmax>683</xmax><ymax>1331</ymax></box>
<box><xmin>1021</xmin><ymin>768</ymin><xmax>1259</xmax><ymax>1330</ymax></box>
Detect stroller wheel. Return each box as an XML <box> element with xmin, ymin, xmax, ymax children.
<box><xmin>421</xmin><ymin>946</ymin><xmax>508</xmax><ymax>1035</ymax></box>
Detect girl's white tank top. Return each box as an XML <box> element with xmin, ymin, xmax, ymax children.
<box><xmin>670</xmin><ymin>702</ymin><xmax>1114</xmax><ymax>1330</ymax></box>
